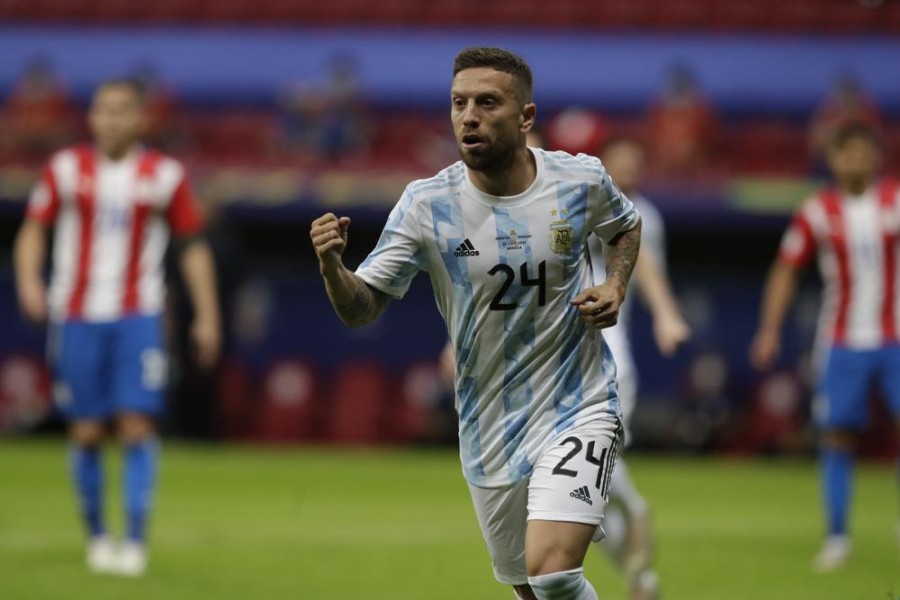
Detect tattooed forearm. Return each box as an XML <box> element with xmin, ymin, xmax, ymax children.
<box><xmin>332</xmin><ymin>275</ymin><xmax>391</xmax><ymax>328</ymax></box>
<box><xmin>604</xmin><ymin>220</ymin><xmax>642</xmax><ymax>297</ymax></box>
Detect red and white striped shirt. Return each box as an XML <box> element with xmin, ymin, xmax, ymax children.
<box><xmin>27</xmin><ymin>145</ymin><xmax>204</xmax><ymax>322</ymax></box>
<box><xmin>779</xmin><ymin>179</ymin><xmax>900</xmax><ymax>349</ymax></box>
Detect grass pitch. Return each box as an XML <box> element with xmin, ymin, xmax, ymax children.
<box><xmin>0</xmin><ymin>440</ymin><xmax>896</xmax><ymax>599</ymax></box>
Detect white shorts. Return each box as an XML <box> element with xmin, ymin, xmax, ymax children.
<box><xmin>467</xmin><ymin>417</ymin><xmax>623</xmax><ymax>585</ymax></box>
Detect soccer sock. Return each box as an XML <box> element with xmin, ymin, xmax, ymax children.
<box><xmin>527</xmin><ymin>568</ymin><xmax>599</xmax><ymax>600</ymax></box>
<box><xmin>124</xmin><ymin>438</ymin><xmax>160</xmax><ymax>543</ymax></box>
<box><xmin>821</xmin><ymin>446</ymin><xmax>853</xmax><ymax>537</ymax></box>
<box><xmin>68</xmin><ymin>443</ymin><xmax>105</xmax><ymax>538</ymax></box>
<box><xmin>607</xmin><ymin>460</ymin><xmax>648</xmax><ymax>519</ymax></box>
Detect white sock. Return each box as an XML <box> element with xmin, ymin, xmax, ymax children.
<box><xmin>527</xmin><ymin>567</ymin><xmax>599</xmax><ymax>600</ymax></box>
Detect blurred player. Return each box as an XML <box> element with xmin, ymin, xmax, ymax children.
<box><xmin>589</xmin><ymin>138</ymin><xmax>689</xmax><ymax>599</ymax></box>
<box><xmin>13</xmin><ymin>80</ymin><xmax>221</xmax><ymax>576</ymax></box>
<box><xmin>750</xmin><ymin>121</ymin><xmax>900</xmax><ymax>571</ymax></box>
<box><xmin>311</xmin><ymin>47</ymin><xmax>641</xmax><ymax>600</ymax></box>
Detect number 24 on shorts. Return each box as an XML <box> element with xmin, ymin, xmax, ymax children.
<box><xmin>552</xmin><ymin>437</ymin><xmax>615</xmax><ymax>498</ymax></box>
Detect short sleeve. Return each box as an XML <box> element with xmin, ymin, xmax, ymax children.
<box><xmin>26</xmin><ymin>165</ymin><xmax>61</xmax><ymax>224</ymax></box>
<box><xmin>590</xmin><ymin>174</ymin><xmax>640</xmax><ymax>244</ymax></box>
<box><xmin>778</xmin><ymin>210</ymin><xmax>816</xmax><ymax>268</ymax></box>
<box><xmin>167</xmin><ymin>173</ymin><xmax>204</xmax><ymax>236</ymax></box>
<box><xmin>355</xmin><ymin>190</ymin><xmax>426</xmax><ymax>299</ymax></box>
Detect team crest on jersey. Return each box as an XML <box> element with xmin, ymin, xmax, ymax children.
<box><xmin>549</xmin><ymin>220</ymin><xmax>574</xmax><ymax>254</ymax></box>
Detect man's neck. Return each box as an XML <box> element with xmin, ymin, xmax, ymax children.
<box><xmin>468</xmin><ymin>146</ymin><xmax>536</xmax><ymax>197</ymax></box>
<box><xmin>839</xmin><ymin>177</ymin><xmax>874</xmax><ymax>198</ymax></box>
<box><xmin>100</xmin><ymin>143</ymin><xmax>140</xmax><ymax>163</ymax></box>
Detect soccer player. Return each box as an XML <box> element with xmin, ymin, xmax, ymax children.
<box><xmin>311</xmin><ymin>47</ymin><xmax>642</xmax><ymax>600</ymax></box>
<box><xmin>13</xmin><ymin>79</ymin><xmax>221</xmax><ymax>576</ymax></box>
<box><xmin>750</xmin><ymin>121</ymin><xmax>900</xmax><ymax>571</ymax></box>
<box><xmin>590</xmin><ymin>138</ymin><xmax>689</xmax><ymax>599</ymax></box>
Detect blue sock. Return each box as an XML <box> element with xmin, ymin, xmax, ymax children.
<box><xmin>821</xmin><ymin>447</ymin><xmax>853</xmax><ymax>537</ymax></box>
<box><xmin>68</xmin><ymin>444</ymin><xmax>105</xmax><ymax>538</ymax></box>
<box><xmin>124</xmin><ymin>439</ymin><xmax>159</xmax><ymax>543</ymax></box>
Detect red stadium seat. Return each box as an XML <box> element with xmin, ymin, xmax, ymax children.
<box><xmin>713</xmin><ymin>0</ymin><xmax>770</xmax><ymax>30</ymax></box>
<box><xmin>255</xmin><ymin>359</ymin><xmax>322</xmax><ymax>443</ymax></box>
<box><xmin>327</xmin><ymin>360</ymin><xmax>389</xmax><ymax>444</ymax></box>
<box><xmin>388</xmin><ymin>362</ymin><xmax>445</xmax><ymax>442</ymax></box>
<box><xmin>768</xmin><ymin>0</ymin><xmax>828</xmax><ymax>32</ymax></box>
<box><xmin>0</xmin><ymin>355</ymin><xmax>51</xmax><ymax>434</ymax></box>
<box><xmin>825</xmin><ymin>2</ymin><xmax>878</xmax><ymax>34</ymax></box>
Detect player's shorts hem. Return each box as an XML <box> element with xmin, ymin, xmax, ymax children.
<box><xmin>526</xmin><ymin>512</ymin><xmax>602</xmax><ymax>527</ymax></box>
<box><xmin>493</xmin><ymin>573</ymin><xmax>529</xmax><ymax>586</ymax></box>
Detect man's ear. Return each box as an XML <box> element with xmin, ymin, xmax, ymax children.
<box><xmin>521</xmin><ymin>102</ymin><xmax>537</xmax><ymax>133</ymax></box>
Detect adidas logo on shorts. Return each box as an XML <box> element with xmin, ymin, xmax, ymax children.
<box><xmin>570</xmin><ymin>485</ymin><xmax>593</xmax><ymax>505</ymax></box>
<box><xmin>454</xmin><ymin>239</ymin><xmax>480</xmax><ymax>257</ymax></box>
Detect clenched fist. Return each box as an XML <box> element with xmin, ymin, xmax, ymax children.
<box><xmin>310</xmin><ymin>213</ymin><xmax>351</xmax><ymax>276</ymax></box>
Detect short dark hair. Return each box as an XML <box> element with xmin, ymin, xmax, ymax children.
<box><xmin>829</xmin><ymin>120</ymin><xmax>879</xmax><ymax>151</ymax></box>
<box><xmin>95</xmin><ymin>78</ymin><xmax>146</xmax><ymax>106</ymax></box>
<box><xmin>453</xmin><ymin>46</ymin><xmax>533</xmax><ymax>103</ymax></box>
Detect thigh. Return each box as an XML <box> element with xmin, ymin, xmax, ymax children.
<box><xmin>527</xmin><ymin>418</ymin><xmax>622</xmax><ymax>540</ymax></box>
<box><xmin>467</xmin><ymin>480</ymin><xmax>529</xmax><ymax>586</ymax></box>
<box><xmin>877</xmin><ymin>345</ymin><xmax>900</xmax><ymax>419</ymax></box>
<box><xmin>112</xmin><ymin>315</ymin><xmax>167</xmax><ymax>417</ymax></box>
<box><xmin>819</xmin><ymin>347</ymin><xmax>876</xmax><ymax>431</ymax></box>
<box><xmin>49</xmin><ymin>320</ymin><xmax>113</xmax><ymax>420</ymax></box>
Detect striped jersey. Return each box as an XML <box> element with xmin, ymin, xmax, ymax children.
<box><xmin>356</xmin><ymin>148</ymin><xmax>640</xmax><ymax>487</ymax></box>
<box><xmin>26</xmin><ymin>145</ymin><xmax>204</xmax><ymax>323</ymax></box>
<box><xmin>588</xmin><ymin>196</ymin><xmax>666</xmax><ymax>379</ymax></box>
<box><xmin>778</xmin><ymin>179</ymin><xmax>900</xmax><ymax>349</ymax></box>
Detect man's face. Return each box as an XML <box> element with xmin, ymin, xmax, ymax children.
<box><xmin>602</xmin><ymin>142</ymin><xmax>644</xmax><ymax>193</ymax></box>
<box><xmin>450</xmin><ymin>67</ymin><xmax>532</xmax><ymax>172</ymax></box>
<box><xmin>89</xmin><ymin>85</ymin><xmax>144</xmax><ymax>157</ymax></box>
<box><xmin>827</xmin><ymin>136</ymin><xmax>880</xmax><ymax>186</ymax></box>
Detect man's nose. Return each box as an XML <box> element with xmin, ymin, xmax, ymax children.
<box><xmin>462</xmin><ymin>102</ymin><xmax>480</xmax><ymax>127</ymax></box>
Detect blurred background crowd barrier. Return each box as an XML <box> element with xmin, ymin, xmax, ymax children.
<box><xmin>0</xmin><ymin>0</ymin><xmax>897</xmax><ymax>459</ymax></box>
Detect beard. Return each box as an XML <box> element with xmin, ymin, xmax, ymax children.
<box><xmin>457</xmin><ymin>134</ymin><xmax>518</xmax><ymax>173</ymax></box>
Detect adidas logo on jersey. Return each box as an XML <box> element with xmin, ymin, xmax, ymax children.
<box><xmin>570</xmin><ymin>486</ymin><xmax>593</xmax><ymax>505</ymax></box>
<box><xmin>454</xmin><ymin>239</ymin><xmax>480</xmax><ymax>257</ymax></box>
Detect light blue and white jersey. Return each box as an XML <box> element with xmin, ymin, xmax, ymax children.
<box><xmin>356</xmin><ymin>148</ymin><xmax>640</xmax><ymax>487</ymax></box>
<box><xmin>588</xmin><ymin>196</ymin><xmax>666</xmax><ymax>380</ymax></box>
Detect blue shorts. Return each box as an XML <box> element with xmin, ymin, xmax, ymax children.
<box><xmin>49</xmin><ymin>315</ymin><xmax>167</xmax><ymax>421</ymax></box>
<box><xmin>818</xmin><ymin>344</ymin><xmax>900</xmax><ymax>430</ymax></box>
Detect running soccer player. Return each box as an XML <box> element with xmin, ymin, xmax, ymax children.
<box><xmin>590</xmin><ymin>138</ymin><xmax>689</xmax><ymax>600</ymax></box>
<box><xmin>311</xmin><ymin>47</ymin><xmax>641</xmax><ymax>600</ymax></box>
<box><xmin>13</xmin><ymin>79</ymin><xmax>221</xmax><ymax>576</ymax></box>
<box><xmin>750</xmin><ymin>121</ymin><xmax>900</xmax><ymax>571</ymax></box>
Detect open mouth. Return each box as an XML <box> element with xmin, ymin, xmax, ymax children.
<box><xmin>461</xmin><ymin>134</ymin><xmax>485</xmax><ymax>149</ymax></box>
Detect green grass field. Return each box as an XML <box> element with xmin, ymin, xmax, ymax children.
<box><xmin>0</xmin><ymin>440</ymin><xmax>896</xmax><ymax>599</ymax></box>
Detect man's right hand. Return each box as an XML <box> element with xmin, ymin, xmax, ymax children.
<box><xmin>17</xmin><ymin>278</ymin><xmax>47</xmax><ymax>324</ymax></box>
<box><xmin>310</xmin><ymin>213</ymin><xmax>351</xmax><ymax>276</ymax></box>
<box><xmin>749</xmin><ymin>328</ymin><xmax>780</xmax><ymax>371</ymax></box>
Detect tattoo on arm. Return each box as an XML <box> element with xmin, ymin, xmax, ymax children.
<box><xmin>334</xmin><ymin>276</ymin><xmax>391</xmax><ymax>327</ymax></box>
<box><xmin>605</xmin><ymin>224</ymin><xmax>642</xmax><ymax>294</ymax></box>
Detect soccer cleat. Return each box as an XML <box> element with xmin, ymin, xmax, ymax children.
<box><xmin>813</xmin><ymin>535</ymin><xmax>850</xmax><ymax>572</ymax></box>
<box><xmin>86</xmin><ymin>535</ymin><xmax>117</xmax><ymax>574</ymax></box>
<box><xmin>116</xmin><ymin>541</ymin><xmax>148</xmax><ymax>577</ymax></box>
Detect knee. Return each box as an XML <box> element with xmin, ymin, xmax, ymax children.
<box><xmin>70</xmin><ymin>422</ymin><xmax>104</xmax><ymax>447</ymax></box>
<box><xmin>526</xmin><ymin>542</ymin><xmax>584</xmax><ymax>578</ymax></box>
<box><xmin>823</xmin><ymin>429</ymin><xmax>857</xmax><ymax>451</ymax></box>
<box><xmin>118</xmin><ymin>413</ymin><xmax>155</xmax><ymax>445</ymax></box>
